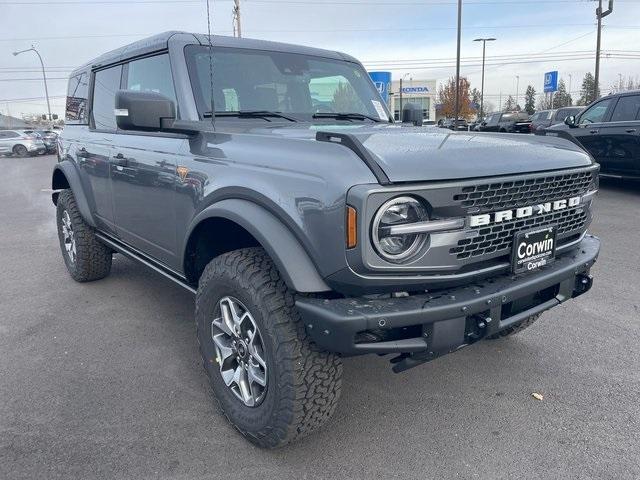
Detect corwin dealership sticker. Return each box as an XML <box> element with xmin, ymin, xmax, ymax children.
<box><xmin>371</xmin><ymin>100</ymin><xmax>388</xmax><ymax>120</ymax></box>
<box><xmin>512</xmin><ymin>226</ymin><xmax>557</xmax><ymax>274</ymax></box>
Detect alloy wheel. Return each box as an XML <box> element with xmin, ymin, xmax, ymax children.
<box><xmin>211</xmin><ymin>296</ymin><xmax>268</xmax><ymax>407</ymax></box>
<box><xmin>61</xmin><ymin>210</ymin><xmax>76</xmax><ymax>264</ymax></box>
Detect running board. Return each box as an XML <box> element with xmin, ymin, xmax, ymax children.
<box><xmin>95</xmin><ymin>233</ymin><xmax>197</xmax><ymax>294</ymax></box>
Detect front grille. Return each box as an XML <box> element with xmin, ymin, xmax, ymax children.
<box><xmin>453</xmin><ymin>170</ymin><xmax>595</xmax><ymax>213</ymax></box>
<box><xmin>450</xmin><ymin>207</ymin><xmax>588</xmax><ymax>259</ymax></box>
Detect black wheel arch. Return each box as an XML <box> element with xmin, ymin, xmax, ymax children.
<box><xmin>183</xmin><ymin>199</ymin><xmax>330</xmax><ymax>293</ymax></box>
<box><xmin>51</xmin><ymin>160</ymin><xmax>97</xmax><ymax>228</ymax></box>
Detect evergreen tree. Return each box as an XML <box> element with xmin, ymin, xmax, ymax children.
<box><xmin>552</xmin><ymin>79</ymin><xmax>572</xmax><ymax>108</ymax></box>
<box><xmin>578</xmin><ymin>72</ymin><xmax>599</xmax><ymax>105</ymax></box>
<box><xmin>524</xmin><ymin>85</ymin><xmax>536</xmax><ymax>115</ymax></box>
<box><xmin>503</xmin><ymin>95</ymin><xmax>515</xmax><ymax>112</ymax></box>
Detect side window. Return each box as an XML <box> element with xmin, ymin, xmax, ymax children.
<box><xmin>1</xmin><ymin>131</ymin><xmax>19</xmax><ymax>138</ymax></box>
<box><xmin>92</xmin><ymin>65</ymin><xmax>123</xmax><ymax>130</ymax></box>
<box><xmin>610</xmin><ymin>95</ymin><xmax>640</xmax><ymax>122</ymax></box>
<box><xmin>65</xmin><ymin>72</ymin><xmax>89</xmax><ymax>124</ymax></box>
<box><xmin>125</xmin><ymin>54</ymin><xmax>176</xmax><ymax>104</ymax></box>
<box><xmin>579</xmin><ymin>98</ymin><xmax>613</xmax><ymax>125</ymax></box>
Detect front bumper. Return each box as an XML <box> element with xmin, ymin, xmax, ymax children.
<box><xmin>297</xmin><ymin>235</ymin><xmax>599</xmax><ymax>369</ymax></box>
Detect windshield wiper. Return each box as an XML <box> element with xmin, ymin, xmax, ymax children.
<box><xmin>203</xmin><ymin>110</ymin><xmax>298</xmax><ymax>122</ymax></box>
<box><xmin>312</xmin><ymin>112</ymin><xmax>386</xmax><ymax>123</ymax></box>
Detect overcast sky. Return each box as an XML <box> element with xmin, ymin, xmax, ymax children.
<box><xmin>1</xmin><ymin>0</ymin><xmax>639</xmax><ymax>118</ymax></box>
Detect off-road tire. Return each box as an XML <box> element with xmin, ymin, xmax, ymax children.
<box><xmin>56</xmin><ymin>189</ymin><xmax>112</xmax><ymax>282</ymax></box>
<box><xmin>13</xmin><ymin>144</ymin><xmax>28</xmax><ymax>157</ymax></box>
<box><xmin>196</xmin><ymin>247</ymin><xmax>343</xmax><ymax>448</ymax></box>
<box><xmin>486</xmin><ymin>313</ymin><xmax>541</xmax><ymax>339</ymax></box>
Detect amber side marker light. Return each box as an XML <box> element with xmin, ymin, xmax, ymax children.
<box><xmin>346</xmin><ymin>206</ymin><xmax>357</xmax><ymax>249</ymax></box>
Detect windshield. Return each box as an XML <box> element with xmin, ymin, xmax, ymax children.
<box><xmin>185</xmin><ymin>45</ymin><xmax>390</xmax><ymax>123</ymax></box>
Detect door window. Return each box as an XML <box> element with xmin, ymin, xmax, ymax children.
<box><xmin>0</xmin><ymin>131</ymin><xmax>19</xmax><ymax>138</ymax></box>
<box><xmin>92</xmin><ymin>65</ymin><xmax>123</xmax><ymax>130</ymax></box>
<box><xmin>579</xmin><ymin>98</ymin><xmax>613</xmax><ymax>125</ymax></box>
<box><xmin>125</xmin><ymin>54</ymin><xmax>176</xmax><ymax>104</ymax></box>
<box><xmin>610</xmin><ymin>95</ymin><xmax>640</xmax><ymax>122</ymax></box>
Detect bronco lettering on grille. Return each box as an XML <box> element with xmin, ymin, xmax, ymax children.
<box><xmin>469</xmin><ymin>196</ymin><xmax>582</xmax><ymax>227</ymax></box>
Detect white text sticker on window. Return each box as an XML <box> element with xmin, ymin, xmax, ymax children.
<box><xmin>371</xmin><ymin>100</ymin><xmax>388</xmax><ymax>121</ymax></box>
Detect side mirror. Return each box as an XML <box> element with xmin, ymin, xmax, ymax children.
<box><xmin>115</xmin><ymin>90</ymin><xmax>176</xmax><ymax>132</ymax></box>
<box><xmin>402</xmin><ymin>103</ymin><xmax>423</xmax><ymax>126</ymax></box>
<box><xmin>564</xmin><ymin>115</ymin><xmax>576</xmax><ymax>127</ymax></box>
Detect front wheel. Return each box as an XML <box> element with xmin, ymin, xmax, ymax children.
<box><xmin>13</xmin><ymin>144</ymin><xmax>28</xmax><ymax>157</ymax></box>
<box><xmin>196</xmin><ymin>247</ymin><xmax>343</xmax><ymax>448</ymax></box>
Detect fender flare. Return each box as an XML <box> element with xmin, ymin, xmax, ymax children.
<box><xmin>51</xmin><ymin>160</ymin><xmax>97</xmax><ymax>228</ymax></box>
<box><xmin>185</xmin><ymin>199</ymin><xmax>330</xmax><ymax>293</ymax></box>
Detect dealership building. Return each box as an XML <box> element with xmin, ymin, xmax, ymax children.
<box><xmin>369</xmin><ymin>72</ymin><xmax>437</xmax><ymax>122</ymax></box>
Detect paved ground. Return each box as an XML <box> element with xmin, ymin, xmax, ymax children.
<box><xmin>1</xmin><ymin>155</ymin><xmax>639</xmax><ymax>480</ymax></box>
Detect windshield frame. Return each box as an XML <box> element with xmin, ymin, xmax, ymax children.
<box><xmin>184</xmin><ymin>44</ymin><xmax>391</xmax><ymax>123</ymax></box>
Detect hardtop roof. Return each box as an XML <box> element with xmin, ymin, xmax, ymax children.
<box><xmin>69</xmin><ymin>31</ymin><xmax>357</xmax><ymax>77</ymax></box>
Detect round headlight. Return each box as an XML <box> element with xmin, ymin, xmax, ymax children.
<box><xmin>372</xmin><ymin>196</ymin><xmax>428</xmax><ymax>263</ymax></box>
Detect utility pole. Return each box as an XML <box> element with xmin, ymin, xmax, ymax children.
<box><xmin>13</xmin><ymin>45</ymin><xmax>52</xmax><ymax>124</ymax></box>
<box><xmin>515</xmin><ymin>75</ymin><xmax>520</xmax><ymax>110</ymax></box>
<box><xmin>594</xmin><ymin>0</ymin><xmax>613</xmax><ymax>101</ymax></box>
<box><xmin>473</xmin><ymin>37</ymin><xmax>496</xmax><ymax>120</ymax></box>
<box><xmin>568</xmin><ymin>73</ymin><xmax>573</xmax><ymax>100</ymax></box>
<box><xmin>453</xmin><ymin>0</ymin><xmax>462</xmax><ymax>125</ymax></box>
<box><xmin>233</xmin><ymin>0</ymin><xmax>242</xmax><ymax>38</ymax></box>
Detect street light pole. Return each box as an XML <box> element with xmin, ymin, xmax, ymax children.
<box><xmin>13</xmin><ymin>45</ymin><xmax>52</xmax><ymax>123</ymax></box>
<box><xmin>515</xmin><ymin>75</ymin><xmax>520</xmax><ymax>110</ymax></box>
<box><xmin>233</xmin><ymin>0</ymin><xmax>242</xmax><ymax>37</ymax></box>
<box><xmin>453</xmin><ymin>0</ymin><xmax>462</xmax><ymax>125</ymax></box>
<box><xmin>473</xmin><ymin>37</ymin><xmax>496</xmax><ymax>120</ymax></box>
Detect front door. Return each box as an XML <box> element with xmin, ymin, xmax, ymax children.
<box><xmin>570</xmin><ymin>97</ymin><xmax>616</xmax><ymax>164</ymax></box>
<box><xmin>109</xmin><ymin>53</ymin><xmax>184</xmax><ymax>267</ymax></box>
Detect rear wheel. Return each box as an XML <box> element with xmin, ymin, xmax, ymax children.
<box><xmin>486</xmin><ymin>313</ymin><xmax>541</xmax><ymax>339</ymax></box>
<box><xmin>196</xmin><ymin>247</ymin><xmax>342</xmax><ymax>448</ymax></box>
<box><xmin>56</xmin><ymin>189</ymin><xmax>112</xmax><ymax>282</ymax></box>
<box><xmin>13</xmin><ymin>144</ymin><xmax>28</xmax><ymax>157</ymax></box>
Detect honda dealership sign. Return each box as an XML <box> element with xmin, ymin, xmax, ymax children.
<box><xmin>544</xmin><ymin>71</ymin><xmax>558</xmax><ymax>93</ymax></box>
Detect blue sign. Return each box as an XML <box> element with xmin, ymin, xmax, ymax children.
<box><xmin>368</xmin><ymin>71</ymin><xmax>392</xmax><ymax>105</ymax></box>
<box><xmin>402</xmin><ymin>86</ymin><xmax>429</xmax><ymax>94</ymax></box>
<box><xmin>544</xmin><ymin>71</ymin><xmax>558</xmax><ymax>93</ymax></box>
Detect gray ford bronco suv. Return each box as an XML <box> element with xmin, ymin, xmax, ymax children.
<box><xmin>53</xmin><ymin>32</ymin><xmax>600</xmax><ymax>448</ymax></box>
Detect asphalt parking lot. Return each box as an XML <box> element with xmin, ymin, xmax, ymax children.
<box><xmin>1</xmin><ymin>154</ymin><xmax>639</xmax><ymax>480</ymax></box>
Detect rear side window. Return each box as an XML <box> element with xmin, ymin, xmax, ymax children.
<box><xmin>0</xmin><ymin>131</ymin><xmax>19</xmax><ymax>138</ymax></box>
<box><xmin>610</xmin><ymin>95</ymin><xmax>640</xmax><ymax>122</ymax></box>
<box><xmin>92</xmin><ymin>65</ymin><xmax>123</xmax><ymax>130</ymax></box>
<box><xmin>66</xmin><ymin>72</ymin><xmax>89</xmax><ymax>124</ymax></box>
<box><xmin>125</xmin><ymin>54</ymin><xmax>176</xmax><ymax>103</ymax></box>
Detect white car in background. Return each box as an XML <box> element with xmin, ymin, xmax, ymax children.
<box><xmin>0</xmin><ymin>130</ymin><xmax>47</xmax><ymax>157</ymax></box>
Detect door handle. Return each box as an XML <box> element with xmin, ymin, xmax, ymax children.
<box><xmin>589</xmin><ymin>129</ymin><xmax>599</xmax><ymax>134</ymax></box>
<box><xmin>625</xmin><ymin>128</ymin><xmax>637</xmax><ymax>133</ymax></box>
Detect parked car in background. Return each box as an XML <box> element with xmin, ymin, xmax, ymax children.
<box><xmin>23</xmin><ymin>129</ymin><xmax>59</xmax><ymax>154</ymax></box>
<box><xmin>438</xmin><ymin>118</ymin><xmax>468</xmax><ymax>130</ymax></box>
<box><xmin>0</xmin><ymin>130</ymin><xmax>47</xmax><ymax>156</ymax></box>
<box><xmin>531</xmin><ymin>107</ymin><xmax>585</xmax><ymax>131</ymax></box>
<box><xmin>547</xmin><ymin>90</ymin><xmax>640</xmax><ymax>178</ymax></box>
<box><xmin>479</xmin><ymin>111</ymin><xmax>531</xmax><ymax>133</ymax></box>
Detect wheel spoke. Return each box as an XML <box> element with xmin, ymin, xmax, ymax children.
<box><xmin>248</xmin><ymin>363</ymin><xmax>266</xmax><ymax>387</ymax></box>
<box><xmin>213</xmin><ymin>333</ymin><xmax>236</xmax><ymax>370</ymax></box>
<box><xmin>212</xmin><ymin>316</ymin><xmax>233</xmax><ymax>337</ymax></box>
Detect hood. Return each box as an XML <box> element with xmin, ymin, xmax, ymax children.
<box><xmin>237</xmin><ymin>123</ymin><xmax>594</xmax><ymax>183</ymax></box>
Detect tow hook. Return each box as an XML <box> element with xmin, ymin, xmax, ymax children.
<box><xmin>574</xmin><ymin>274</ymin><xmax>593</xmax><ymax>297</ymax></box>
<box><xmin>467</xmin><ymin>313</ymin><xmax>492</xmax><ymax>341</ymax></box>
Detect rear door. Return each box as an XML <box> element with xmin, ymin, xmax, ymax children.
<box><xmin>80</xmin><ymin>66</ymin><xmax>122</xmax><ymax>234</ymax></box>
<box><xmin>110</xmin><ymin>53</ymin><xmax>185</xmax><ymax>267</ymax></box>
<box><xmin>597</xmin><ymin>94</ymin><xmax>640</xmax><ymax>177</ymax></box>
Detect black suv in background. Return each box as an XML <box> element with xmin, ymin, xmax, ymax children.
<box><xmin>479</xmin><ymin>111</ymin><xmax>531</xmax><ymax>133</ymax></box>
<box><xmin>548</xmin><ymin>91</ymin><xmax>640</xmax><ymax>178</ymax></box>
<box><xmin>531</xmin><ymin>107</ymin><xmax>585</xmax><ymax>131</ymax></box>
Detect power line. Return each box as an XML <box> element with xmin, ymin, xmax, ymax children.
<box><xmin>1</xmin><ymin>0</ymin><xmax>639</xmax><ymax>4</ymax></box>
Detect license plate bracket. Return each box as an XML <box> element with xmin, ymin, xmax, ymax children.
<box><xmin>511</xmin><ymin>226</ymin><xmax>557</xmax><ymax>274</ymax></box>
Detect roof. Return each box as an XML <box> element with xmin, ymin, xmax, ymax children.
<box><xmin>71</xmin><ymin>31</ymin><xmax>357</xmax><ymax>76</ymax></box>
